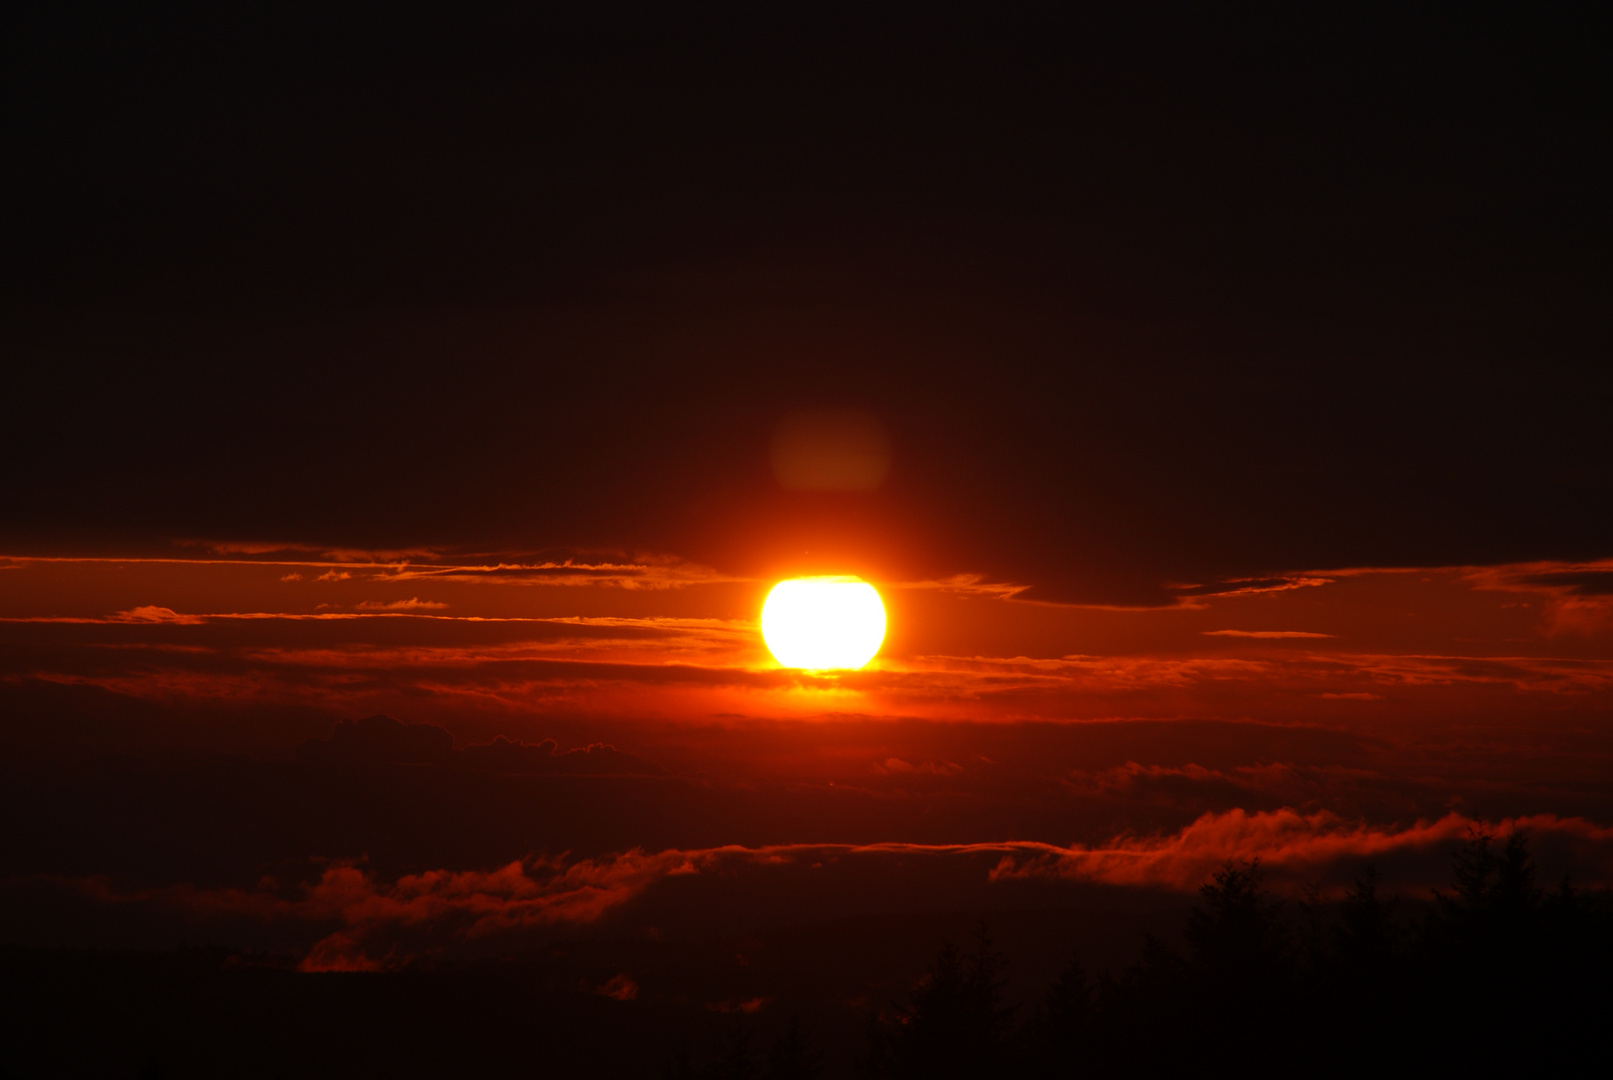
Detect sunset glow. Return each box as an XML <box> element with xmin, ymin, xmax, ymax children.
<box><xmin>760</xmin><ymin>577</ymin><xmax>886</xmax><ymax>670</ymax></box>
<box><xmin>4</xmin><ymin>9</ymin><xmax>1608</xmax><ymax>1076</ymax></box>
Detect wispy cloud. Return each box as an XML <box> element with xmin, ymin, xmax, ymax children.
<box><xmin>109</xmin><ymin>606</ymin><xmax>206</xmax><ymax>625</ymax></box>
<box><xmin>0</xmin><ymin>549</ymin><xmax>738</xmax><ymax>590</ymax></box>
<box><xmin>1008</xmin><ymin>573</ymin><xmax>1336</xmax><ymax>610</ymax></box>
<box><xmin>891</xmin><ymin>574</ymin><xmax>1030</xmax><ymax>600</ymax></box>
<box><xmin>381</xmin><ymin>556</ymin><xmax>740</xmax><ymax>590</ymax></box>
<box><xmin>1172</xmin><ymin>577</ymin><xmax>1334</xmax><ymax>600</ymax></box>
<box><xmin>178</xmin><ymin>540</ymin><xmax>443</xmax><ymax>562</ymax></box>
<box><xmin>354</xmin><ymin>598</ymin><xmax>447</xmax><ymax>611</ymax></box>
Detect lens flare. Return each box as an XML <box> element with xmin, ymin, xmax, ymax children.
<box><xmin>760</xmin><ymin>577</ymin><xmax>886</xmax><ymax>671</ymax></box>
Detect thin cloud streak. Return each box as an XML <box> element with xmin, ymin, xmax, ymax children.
<box><xmin>0</xmin><ymin>551</ymin><xmax>742</xmax><ymax>590</ymax></box>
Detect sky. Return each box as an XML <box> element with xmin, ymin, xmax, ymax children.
<box><xmin>2</xmin><ymin>7</ymin><xmax>1611</xmax><ymax>981</ymax></box>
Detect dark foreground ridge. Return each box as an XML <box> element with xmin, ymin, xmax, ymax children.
<box><xmin>674</xmin><ymin>833</ymin><xmax>1612</xmax><ymax>1079</ymax></box>
<box><xmin>2</xmin><ymin>834</ymin><xmax>1608</xmax><ymax>1079</ymax></box>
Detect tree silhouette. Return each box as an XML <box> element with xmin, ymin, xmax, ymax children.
<box><xmin>762</xmin><ymin>1014</ymin><xmax>823</xmax><ymax>1080</ymax></box>
<box><xmin>1439</xmin><ymin>831</ymin><xmax>1540</xmax><ymax>924</ymax></box>
<box><xmin>883</xmin><ymin>925</ymin><xmax>1014</xmax><ymax>1079</ymax></box>
<box><xmin>1184</xmin><ymin>859</ymin><xmax>1288</xmax><ymax>991</ymax></box>
<box><xmin>852</xmin><ymin>1010</ymin><xmax>891</xmax><ymax>1080</ymax></box>
<box><xmin>685</xmin><ymin>835</ymin><xmax>1613</xmax><ymax>1080</ymax></box>
<box><xmin>705</xmin><ymin>1017</ymin><xmax>761</xmax><ymax>1080</ymax></box>
<box><xmin>1333</xmin><ymin>865</ymin><xmax>1399</xmax><ymax>971</ymax></box>
<box><xmin>1540</xmin><ymin>872</ymin><xmax>1613</xmax><ymax>1047</ymax></box>
<box><xmin>1426</xmin><ymin>832</ymin><xmax>1543</xmax><ymax>992</ymax></box>
<box><xmin>1021</xmin><ymin>956</ymin><xmax>1092</xmax><ymax>1077</ymax></box>
<box><xmin>1180</xmin><ymin>859</ymin><xmax>1295</xmax><ymax>1068</ymax></box>
<box><xmin>1419</xmin><ymin>831</ymin><xmax>1552</xmax><ymax>1069</ymax></box>
<box><xmin>665</xmin><ymin>1014</ymin><xmax>823</xmax><ymax>1080</ymax></box>
<box><xmin>664</xmin><ymin>1038</ymin><xmax>698</xmax><ymax>1080</ymax></box>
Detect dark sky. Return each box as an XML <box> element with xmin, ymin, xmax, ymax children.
<box><xmin>5</xmin><ymin>6</ymin><xmax>1609</xmax><ymax>601</ymax></box>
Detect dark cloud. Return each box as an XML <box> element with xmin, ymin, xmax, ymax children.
<box><xmin>1519</xmin><ymin>569</ymin><xmax>1613</xmax><ymax>597</ymax></box>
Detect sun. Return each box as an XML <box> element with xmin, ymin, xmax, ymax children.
<box><xmin>761</xmin><ymin>577</ymin><xmax>886</xmax><ymax>671</ymax></box>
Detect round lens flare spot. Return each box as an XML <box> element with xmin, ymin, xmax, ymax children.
<box><xmin>761</xmin><ymin>577</ymin><xmax>886</xmax><ymax>671</ymax></box>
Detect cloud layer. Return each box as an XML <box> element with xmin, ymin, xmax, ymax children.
<box><xmin>11</xmin><ymin>809</ymin><xmax>1610</xmax><ymax>970</ymax></box>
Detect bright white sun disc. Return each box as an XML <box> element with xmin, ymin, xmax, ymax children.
<box><xmin>761</xmin><ymin>577</ymin><xmax>886</xmax><ymax>671</ymax></box>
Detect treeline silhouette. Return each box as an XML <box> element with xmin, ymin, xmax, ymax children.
<box><xmin>668</xmin><ymin>833</ymin><xmax>1612</xmax><ymax>1078</ymax></box>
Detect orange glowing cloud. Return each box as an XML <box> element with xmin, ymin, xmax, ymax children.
<box><xmin>3</xmin><ymin>552</ymin><xmax>1612</xmax><ymax>739</ymax></box>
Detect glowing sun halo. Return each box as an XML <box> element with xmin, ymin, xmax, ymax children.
<box><xmin>761</xmin><ymin>577</ymin><xmax>886</xmax><ymax>671</ymax></box>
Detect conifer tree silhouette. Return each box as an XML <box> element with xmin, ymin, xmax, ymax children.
<box><xmin>707</xmin><ymin>1017</ymin><xmax>761</xmax><ymax>1080</ymax></box>
<box><xmin>1420</xmin><ymin>831</ymin><xmax>1549</xmax><ymax>1069</ymax></box>
<box><xmin>712</xmin><ymin>837</ymin><xmax>1613</xmax><ymax>1080</ymax></box>
<box><xmin>762</xmin><ymin>1014</ymin><xmax>824</xmax><ymax>1080</ymax></box>
<box><xmin>886</xmin><ymin>925</ymin><xmax>1014</xmax><ymax>1080</ymax></box>
<box><xmin>1334</xmin><ymin>865</ymin><xmax>1398</xmax><ymax>971</ymax></box>
<box><xmin>853</xmin><ymin>1010</ymin><xmax>891</xmax><ymax>1080</ymax></box>
<box><xmin>1021</xmin><ymin>956</ymin><xmax>1092</xmax><ymax>1077</ymax></box>
<box><xmin>1184</xmin><ymin>859</ymin><xmax>1288</xmax><ymax>991</ymax></box>
<box><xmin>664</xmin><ymin>1038</ymin><xmax>698</xmax><ymax>1080</ymax></box>
<box><xmin>664</xmin><ymin>1018</ymin><xmax>764</xmax><ymax>1080</ymax></box>
<box><xmin>1428</xmin><ymin>832</ymin><xmax>1542</xmax><ymax>994</ymax></box>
